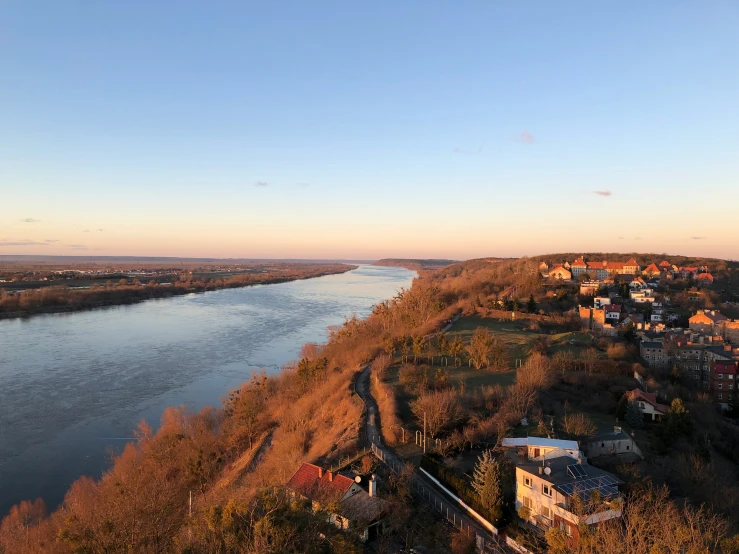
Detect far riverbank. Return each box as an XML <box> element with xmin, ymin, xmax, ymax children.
<box><xmin>0</xmin><ymin>263</ymin><xmax>356</xmax><ymax>320</ymax></box>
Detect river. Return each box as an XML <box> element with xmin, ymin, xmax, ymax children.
<box><xmin>0</xmin><ymin>264</ymin><xmax>415</xmax><ymax>516</ymax></box>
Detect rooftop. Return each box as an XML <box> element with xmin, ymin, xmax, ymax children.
<box><xmin>518</xmin><ymin>456</ymin><xmax>623</xmax><ymax>500</ymax></box>
<box><xmin>502</xmin><ymin>437</ymin><xmax>580</xmax><ymax>451</ymax></box>
<box><xmin>286</xmin><ymin>463</ymin><xmax>355</xmax><ymax>503</ymax></box>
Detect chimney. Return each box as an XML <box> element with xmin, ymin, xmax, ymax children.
<box><xmin>327</xmin><ymin>471</ymin><xmax>333</xmax><ymax>482</ymax></box>
<box><xmin>318</xmin><ymin>467</ymin><xmax>323</xmax><ymax>478</ymax></box>
<box><xmin>539</xmin><ymin>467</ymin><xmax>543</xmax><ymax>475</ymax></box>
<box><xmin>369</xmin><ymin>475</ymin><xmax>377</xmax><ymax>497</ymax></box>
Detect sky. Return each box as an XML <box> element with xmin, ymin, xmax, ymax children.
<box><xmin>2</xmin><ymin>1</ymin><xmax>738</xmax><ymax>260</ymax></box>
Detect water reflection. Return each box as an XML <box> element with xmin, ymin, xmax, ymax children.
<box><xmin>0</xmin><ymin>265</ymin><xmax>415</xmax><ymax>515</ymax></box>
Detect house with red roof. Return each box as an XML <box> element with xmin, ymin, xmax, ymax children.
<box><xmin>604</xmin><ymin>304</ymin><xmax>622</xmax><ymax>323</ymax></box>
<box><xmin>659</xmin><ymin>261</ymin><xmax>671</xmax><ymax>269</ymax></box>
<box><xmin>286</xmin><ymin>462</ymin><xmax>390</xmax><ymax>543</ymax></box>
<box><xmin>642</xmin><ymin>263</ymin><xmax>661</xmax><ymax>278</ymax></box>
<box><xmin>570</xmin><ymin>257</ymin><xmax>640</xmax><ymax>280</ymax></box>
<box><xmin>627</xmin><ymin>389</ymin><xmax>668</xmax><ymax>422</ymax></box>
<box><xmin>696</xmin><ymin>273</ymin><xmax>714</xmax><ymax>286</ymax></box>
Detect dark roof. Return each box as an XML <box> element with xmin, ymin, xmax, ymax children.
<box><xmin>706</xmin><ymin>346</ymin><xmax>734</xmax><ymax>359</ymax></box>
<box><xmin>339</xmin><ymin>490</ymin><xmax>390</xmax><ymax>522</ymax></box>
<box><xmin>641</xmin><ymin>341</ymin><xmax>662</xmax><ymax>349</ymax></box>
<box><xmin>518</xmin><ymin>456</ymin><xmax>622</xmax><ymax>490</ymax></box>
<box><xmin>589</xmin><ymin>428</ymin><xmax>631</xmax><ymax>441</ymax></box>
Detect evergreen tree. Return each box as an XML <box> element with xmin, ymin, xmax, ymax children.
<box><xmin>471</xmin><ymin>450</ymin><xmax>503</xmax><ymax>524</ymax></box>
<box><xmin>625</xmin><ymin>399</ymin><xmax>644</xmax><ymax>429</ymax></box>
<box><xmin>615</xmin><ymin>394</ymin><xmax>629</xmax><ymax>421</ymax></box>
<box><xmin>527</xmin><ymin>294</ymin><xmax>537</xmax><ymax>313</ymax></box>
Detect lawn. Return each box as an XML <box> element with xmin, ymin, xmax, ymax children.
<box><xmin>446</xmin><ymin>315</ymin><xmax>548</xmax><ymax>369</ymax></box>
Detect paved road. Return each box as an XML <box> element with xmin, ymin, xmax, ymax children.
<box><xmin>355</xmin><ymin>365</ymin><xmax>506</xmax><ymax>553</ymax></box>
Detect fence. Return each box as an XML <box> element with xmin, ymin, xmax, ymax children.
<box><xmin>330</xmin><ymin>446</ymin><xmax>372</xmax><ymax>473</ymax></box>
<box><xmin>371</xmin><ymin>444</ymin><xmax>505</xmax><ymax>554</ymax></box>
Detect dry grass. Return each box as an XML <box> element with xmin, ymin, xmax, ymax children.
<box><xmin>371</xmin><ymin>372</ymin><xmax>403</xmax><ymax>445</ymax></box>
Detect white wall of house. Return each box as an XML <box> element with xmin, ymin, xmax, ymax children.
<box><xmin>516</xmin><ymin>469</ymin><xmax>575</xmax><ymax>527</ymax></box>
<box><xmin>636</xmin><ymin>400</ymin><xmax>662</xmax><ymax>421</ymax></box>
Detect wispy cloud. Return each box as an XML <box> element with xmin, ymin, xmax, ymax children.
<box><xmin>453</xmin><ymin>144</ymin><xmax>483</xmax><ymax>155</ymax></box>
<box><xmin>691</xmin><ymin>236</ymin><xmax>706</xmax><ymax>240</ymax></box>
<box><xmin>254</xmin><ymin>181</ymin><xmax>269</xmax><ymax>187</ymax></box>
<box><xmin>82</xmin><ymin>229</ymin><xmax>90</xmax><ymax>233</ymax></box>
<box><xmin>45</xmin><ymin>239</ymin><xmax>59</xmax><ymax>243</ymax></box>
<box><xmin>21</xmin><ymin>218</ymin><xmax>41</xmax><ymax>223</ymax></box>
<box><xmin>593</xmin><ymin>190</ymin><xmax>612</xmax><ymax>197</ymax></box>
<box><xmin>67</xmin><ymin>244</ymin><xmax>87</xmax><ymax>250</ymax></box>
<box><xmin>509</xmin><ymin>130</ymin><xmax>535</xmax><ymax>145</ymax></box>
<box><xmin>96</xmin><ymin>228</ymin><xmax>104</xmax><ymax>232</ymax></box>
<box><xmin>0</xmin><ymin>240</ymin><xmax>49</xmax><ymax>246</ymax></box>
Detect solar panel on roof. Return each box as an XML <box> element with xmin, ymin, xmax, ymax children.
<box><xmin>567</xmin><ymin>464</ymin><xmax>588</xmax><ymax>479</ymax></box>
<box><xmin>555</xmin><ymin>475</ymin><xmax>620</xmax><ymax>500</ymax></box>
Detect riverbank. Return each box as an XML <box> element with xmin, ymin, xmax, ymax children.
<box><xmin>0</xmin><ymin>263</ymin><xmax>357</xmax><ymax>320</ymax></box>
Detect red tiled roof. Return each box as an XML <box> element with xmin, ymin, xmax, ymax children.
<box><xmin>644</xmin><ymin>263</ymin><xmax>660</xmax><ymax>274</ymax></box>
<box><xmin>628</xmin><ymin>389</ymin><xmax>668</xmax><ymax>414</ymax></box>
<box><xmin>659</xmin><ymin>261</ymin><xmax>671</xmax><ymax>267</ymax></box>
<box><xmin>286</xmin><ymin>463</ymin><xmax>354</xmax><ymax>502</ymax></box>
<box><xmin>696</xmin><ymin>273</ymin><xmax>714</xmax><ymax>282</ymax></box>
<box><xmin>605</xmin><ymin>304</ymin><xmax>621</xmax><ymax>313</ymax></box>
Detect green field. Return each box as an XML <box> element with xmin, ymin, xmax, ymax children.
<box><xmin>446</xmin><ymin>315</ymin><xmax>546</xmax><ymax>369</ymax></box>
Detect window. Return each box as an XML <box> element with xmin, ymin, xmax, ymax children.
<box><xmin>729</xmin><ymin>384</ymin><xmax>734</xmax><ymax>390</ymax></box>
<box><xmin>523</xmin><ymin>496</ymin><xmax>533</xmax><ymax>509</ymax></box>
<box><xmin>718</xmin><ymin>393</ymin><xmax>723</xmax><ymax>400</ymax></box>
<box><xmin>694</xmin><ymin>374</ymin><xmax>699</xmax><ymax>379</ymax></box>
<box><xmin>543</xmin><ymin>485</ymin><xmax>552</xmax><ymax>497</ymax></box>
<box><xmin>718</xmin><ymin>374</ymin><xmax>723</xmax><ymax>379</ymax></box>
<box><xmin>718</xmin><ymin>383</ymin><xmax>723</xmax><ymax>390</ymax></box>
<box><xmin>524</xmin><ymin>476</ymin><xmax>532</xmax><ymax>488</ymax></box>
<box><xmin>729</xmin><ymin>395</ymin><xmax>734</xmax><ymax>401</ymax></box>
<box><xmin>540</xmin><ymin>506</ymin><xmax>551</xmax><ymax>520</ymax></box>
<box><xmin>730</xmin><ymin>375</ymin><xmax>734</xmax><ymax>380</ymax></box>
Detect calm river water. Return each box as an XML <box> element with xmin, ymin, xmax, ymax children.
<box><xmin>0</xmin><ymin>265</ymin><xmax>415</xmax><ymax>516</ymax></box>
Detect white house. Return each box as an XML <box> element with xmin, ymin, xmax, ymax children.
<box><xmin>501</xmin><ymin>437</ymin><xmax>582</xmax><ymax>461</ymax></box>
<box><xmin>515</xmin><ymin>455</ymin><xmax>623</xmax><ymax>542</ymax></box>
<box><xmin>630</xmin><ymin>289</ymin><xmax>656</xmax><ymax>304</ymax></box>
<box><xmin>627</xmin><ymin>389</ymin><xmax>668</xmax><ymax>422</ymax></box>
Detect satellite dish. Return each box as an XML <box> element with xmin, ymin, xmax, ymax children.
<box><xmin>544</xmin><ymin>467</ymin><xmax>551</xmax><ymax>475</ymax></box>
<box><xmin>355</xmin><ymin>476</ymin><xmax>362</xmax><ymax>483</ymax></box>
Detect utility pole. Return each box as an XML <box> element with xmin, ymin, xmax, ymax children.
<box><xmin>423</xmin><ymin>411</ymin><xmax>427</xmax><ymax>453</ymax></box>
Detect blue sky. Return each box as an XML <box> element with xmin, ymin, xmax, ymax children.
<box><xmin>2</xmin><ymin>1</ymin><xmax>738</xmax><ymax>259</ymax></box>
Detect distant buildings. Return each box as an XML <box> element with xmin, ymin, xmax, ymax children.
<box><xmin>570</xmin><ymin>257</ymin><xmax>640</xmax><ymax>280</ymax></box>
